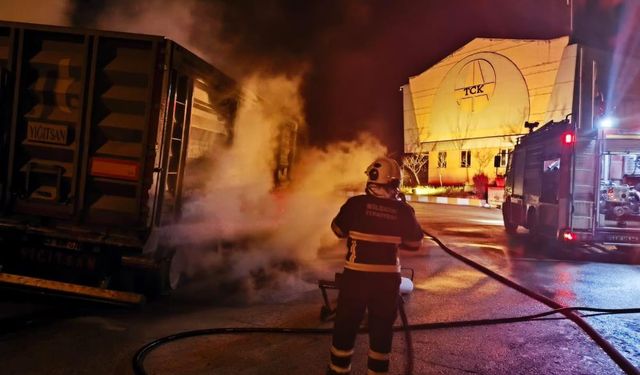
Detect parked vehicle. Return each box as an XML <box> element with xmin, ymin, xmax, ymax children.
<box><xmin>0</xmin><ymin>21</ymin><xmax>243</xmax><ymax>304</ymax></box>
<box><xmin>502</xmin><ymin>46</ymin><xmax>640</xmax><ymax>250</ymax></box>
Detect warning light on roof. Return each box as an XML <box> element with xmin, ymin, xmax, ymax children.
<box><xmin>562</xmin><ymin>132</ymin><xmax>575</xmax><ymax>145</ymax></box>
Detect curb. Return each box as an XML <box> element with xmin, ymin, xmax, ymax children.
<box><xmin>405</xmin><ymin>195</ymin><xmax>491</xmax><ymax>208</ymax></box>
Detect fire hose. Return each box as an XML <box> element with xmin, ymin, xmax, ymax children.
<box><xmin>423</xmin><ymin>229</ymin><xmax>640</xmax><ymax>375</ymax></box>
<box><xmin>132</xmin><ymin>230</ymin><xmax>640</xmax><ymax>375</ymax></box>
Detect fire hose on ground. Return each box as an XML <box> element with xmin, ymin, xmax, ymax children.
<box><xmin>132</xmin><ymin>230</ymin><xmax>640</xmax><ymax>375</ymax></box>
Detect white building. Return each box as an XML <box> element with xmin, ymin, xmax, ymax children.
<box><xmin>402</xmin><ymin>36</ymin><xmax>576</xmax><ymax>185</ymax></box>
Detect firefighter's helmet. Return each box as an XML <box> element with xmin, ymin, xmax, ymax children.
<box><xmin>366</xmin><ymin>157</ymin><xmax>402</xmax><ymax>187</ymax></box>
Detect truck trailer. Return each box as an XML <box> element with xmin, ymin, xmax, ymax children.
<box><xmin>0</xmin><ymin>21</ymin><xmax>241</xmax><ymax>304</ymax></box>
<box><xmin>502</xmin><ymin>46</ymin><xmax>640</xmax><ymax>250</ymax></box>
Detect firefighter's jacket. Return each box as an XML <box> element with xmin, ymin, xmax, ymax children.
<box><xmin>331</xmin><ymin>194</ymin><xmax>424</xmax><ymax>273</ymax></box>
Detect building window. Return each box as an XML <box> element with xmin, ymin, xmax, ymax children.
<box><xmin>437</xmin><ymin>152</ymin><xmax>447</xmax><ymax>168</ymax></box>
<box><xmin>460</xmin><ymin>150</ymin><xmax>471</xmax><ymax>168</ymax></box>
<box><xmin>498</xmin><ymin>149</ymin><xmax>509</xmax><ymax>168</ymax></box>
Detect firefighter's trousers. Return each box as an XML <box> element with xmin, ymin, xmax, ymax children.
<box><xmin>328</xmin><ymin>269</ymin><xmax>401</xmax><ymax>374</ymax></box>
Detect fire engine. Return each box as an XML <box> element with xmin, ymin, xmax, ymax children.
<box><xmin>503</xmin><ymin>119</ymin><xmax>640</xmax><ymax>249</ymax></box>
<box><xmin>502</xmin><ymin>46</ymin><xmax>640</xmax><ymax>249</ymax></box>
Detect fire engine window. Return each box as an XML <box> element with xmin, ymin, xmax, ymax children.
<box><xmin>543</xmin><ymin>158</ymin><xmax>560</xmax><ymax>171</ymax></box>
<box><xmin>438</xmin><ymin>152</ymin><xmax>447</xmax><ymax>168</ymax></box>
<box><xmin>622</xmin><ymin>155</ymin><xmax>640</xmax><ymax>190</ymax></box>
<box><xmin>622</xmin><ymin>155</ymin><xmax>640</xmax><ymax>182</ymax></box>
<box><xmin>541</xmin><ymin>158</ymin><xmax>560</xmax><ymax>203</ymax></box>
<box><xmin>460</xmin><ymin>150</ymin><xmax>471</xmax><ymax>168</ymax></box>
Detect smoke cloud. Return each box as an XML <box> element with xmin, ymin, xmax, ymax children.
<box><xmin>171</xmin><ymin>74</ymin><xmax>386</xmax><ymax>302</ymax></box>
<box><xmin>64</xmin><ymin>0</ymin><xmax>371</xmax><ymax>82</ymax></box>
<box><xmin>63</xmin><ymin>0</ymin><xmax>390</xmax><ymax>149</ymax></box>
<box><xmin>63</xmin><ymin>0</ymin><xmax>388</xmax><ymax>301</ymax></box>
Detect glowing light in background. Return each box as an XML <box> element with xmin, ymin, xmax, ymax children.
<box><xmin>605</xmin><ymin>1</ymin><xmax>640</xmax><ymax>123</ymax></box>
<box><xmin>598</xmin><ymin>116</ymin><xmax>617</xmax><ymax>128</ymax></box>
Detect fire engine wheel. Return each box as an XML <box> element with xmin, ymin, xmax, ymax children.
<box><xmin>502</xmin><ymin>204</ymin><xmax>518</xmax><ymax>234</ymax></box>
<box><xmin>504</xmin><ymin>219</ymin><xmax>518</xmax><ymax>234</ymax></box>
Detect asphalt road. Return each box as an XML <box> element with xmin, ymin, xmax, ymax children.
<box><xmin>0</xmin><ymin>202</ymin><xmax>638</xmax><ymax>374</ymax></box>
<box><xmin>414</xmin><ymin>203</ymin><xmax>640</xmax><ymax>371</ymax></box>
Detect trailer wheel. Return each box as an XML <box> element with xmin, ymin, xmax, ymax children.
<box><xmin>527</xmin><ymin>209</ymin><xmax>539</xmax><ymax>235</ymax></box>
<box><xmin>142</xmin><ymin>250</ymin><xmax>185</xmax><ymax>297</ymax></box>
<box><xmin>167</xmin><ymin>249</ymin><xmax>186</xmax><ymax>291</ymax></box>
<box><xmin>502</xmin><ymin>203</ymin><xmax>518</xmax><ymax>234</ymax></box>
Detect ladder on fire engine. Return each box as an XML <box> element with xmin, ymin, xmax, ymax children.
<box><xmin>571</xmin><ymin>139</ymin><xmax>598</xmax><ymax>230</ymax></box>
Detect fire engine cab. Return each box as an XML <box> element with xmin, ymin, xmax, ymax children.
<box><xmin>503</xmin><ymin>118</ymin><xmax>640</xmax><ymax>249</ymax></box>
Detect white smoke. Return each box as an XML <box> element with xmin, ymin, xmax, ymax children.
<box><xmin>91</xmin><ymin>1</ymin><xmax>200</xmax><ymax>51</ymax></box>
<box><xmin>87</xmin><ymin>0</ymin><xmax>239</xmax><ymax>77</ymax></box>
<box><xmin>172</xmin><ymin>74</ymin><xmax>386</xmax><ymax>302</ymax></box>
<box><xmin>0</xmin><ymin>0</ymin><xmax>389</xmax><ymax>302</ymax></box>
<box><xmin>176</xmin><ymin>75</ymin><xmax>299</xmax><ymax>244</ymax></box>
<box><xmin>275</xmin><ymin>135</ymin><xmax>387</xmax><ymax>263</ymax></box>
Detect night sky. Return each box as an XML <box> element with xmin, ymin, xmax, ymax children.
<box><xmin>65</xmin><ymin>0</ymin><xmax>630</xmax><ymax>155</ymax></box>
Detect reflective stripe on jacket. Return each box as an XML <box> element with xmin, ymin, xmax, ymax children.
<box><xmin>332</xmin><ymin>194</ymin><xmax>424</xmax><ymax>273</ymax></box>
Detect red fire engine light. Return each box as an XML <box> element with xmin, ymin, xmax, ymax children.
<box><xmin>562</xmin><ymin>230</ymin><xmax>576</xmax><ymax>241</ymax></box>
<box><xmin>562</xmin><ymin>132</ymin><xmax>575</xmax><ymax>145</ymax></box>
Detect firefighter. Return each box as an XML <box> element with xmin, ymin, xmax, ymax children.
<box><xmin>327</xmin><ymin>156</ymin><xmax>424</xmax><ymax>374</ymax></box>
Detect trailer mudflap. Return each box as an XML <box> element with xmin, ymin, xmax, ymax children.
<box><xmin>0</xmin><ymin>272</ymin><xmax>145</xmax><ymax>305</ymax></box>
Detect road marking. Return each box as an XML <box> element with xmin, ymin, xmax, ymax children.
<box><xmin>470</xmin><ymin>219</ymin><xmax>504</xmax><ymax>226</ymax></box>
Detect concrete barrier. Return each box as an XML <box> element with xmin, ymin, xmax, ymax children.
<box><xmin>405</xmin><ymin>194</ymin><xmax>490</xmax><ymax>208</ymax></box>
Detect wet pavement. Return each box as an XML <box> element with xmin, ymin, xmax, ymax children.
<box><xmin>414</xmin><ymin>203</ymin><xmax>640</xmax><ymax>372</ymax></box>
<box><xmin>0</xmin><ymin>202</ymin><xmax>638</xmax><ymax>374</ymax></box>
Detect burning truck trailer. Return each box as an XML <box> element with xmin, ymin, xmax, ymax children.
<box><xmin>502</xmin><ymin>45</ymin><xmax>640</xmax><ymax>251</ymax></box>
<box><xmin>0</xmin><ymin>21</ymin><xmax>300</xmax><ymax>305</ymax></box>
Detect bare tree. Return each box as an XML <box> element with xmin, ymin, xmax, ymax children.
<box><xmin>402</xmin><ymin>152</ymin><xmax>428</xmax><ymax>186</ymax></box>
<box><xmin>402</xmin><ymin>125</ymin><xmax>430</xmax><ymax>186</ymax></box>
<box><xmin>437</xmin><ymin>150</ymin><xmax>446</xmax><ymax>187</ymax></box>
<box><xmin>473</xmin><ymin>149</ymin><xmax>493</xmax><ymax>175</ymax></box>
<box><xmin>500</xmin><ymin>109</ymin><xmax>530</xmax><ymax>147</ymax></box>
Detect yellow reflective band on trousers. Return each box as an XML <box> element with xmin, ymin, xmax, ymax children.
<box><xmin>331</xmin><ymin>346</ymin><xmax>354</xmax><ymax>357</ymax></box>
<box><xmin>344</xmin><ymin>261</ymin><xmax>400</xmax><ymax>273</ymax></box>
<box><xmin>330</xmin><ymin>345</ymin><xmax>353</xmax><ymax>373</ymax></box>
<box><xmin>348</xmin><ymin>231</ymin><xmax>402</xmax><ymax>244</ymax></box>
<box><xmin>368</xmin><ymin>349</ymin><xmax>390</xmax><ymax>361</ymax></box>
<box><xmin>367</xmin><ymin>348</ymin><xmax>390</xmax><ymax>374</ymax></box>
<box><xmin>329</xmin><ymin>363</ymin><xmax>351</xmax><ymax>374</ymax></box>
